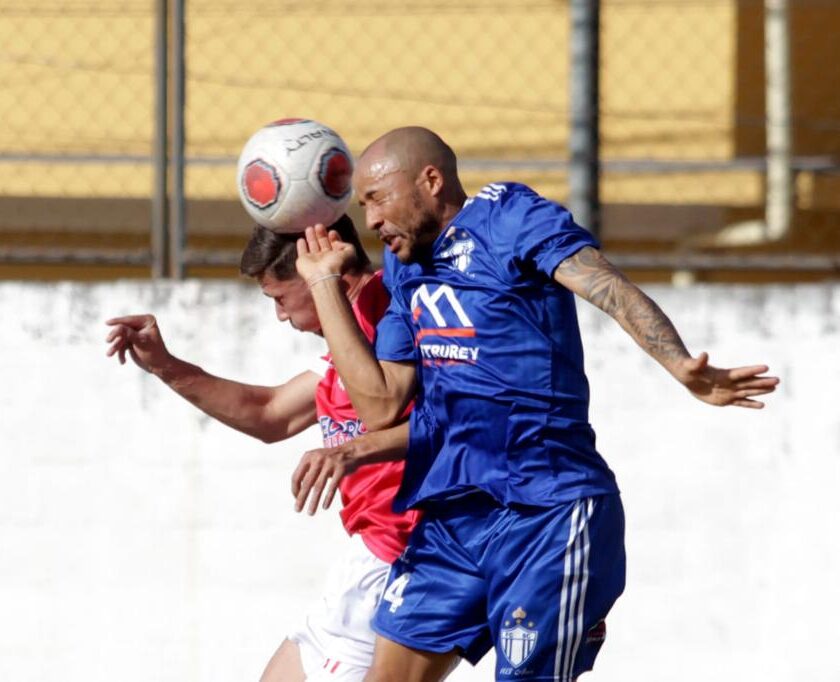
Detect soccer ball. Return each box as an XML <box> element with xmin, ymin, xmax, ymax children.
<box><xmin>237</xmin><ymin>118</ymin><xmax>354</xmax><ymax>233</ymax></box>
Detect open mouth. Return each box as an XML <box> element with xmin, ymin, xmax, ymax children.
<box><xmin>380</xmin><ymin>233</ymin><xmax>401</xmax><ymax>252</ymax></box>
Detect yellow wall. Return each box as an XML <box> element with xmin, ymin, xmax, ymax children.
<box><xmin>0</xmin><ymin>0</ymin><xmax>836</xmax><ymax>211</ymax></box>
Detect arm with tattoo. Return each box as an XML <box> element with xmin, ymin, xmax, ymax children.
<box><xmin>554</xmin><ymin>246</ymin><xmax>690</xmax><ymax>373</ymax></box>
<box><xmin>553</xmin><ymin>246</ymin><xmax>779</xmax><ymax>408</ymax></box>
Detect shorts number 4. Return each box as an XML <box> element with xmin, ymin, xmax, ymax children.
<box><xmin>382</xmin><ymin>573</ymin><xmax>411</xmax><ymax>613</ymax></box>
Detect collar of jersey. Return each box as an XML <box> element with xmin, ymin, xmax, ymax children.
<box><xmin>426</xmin><ymin>200</ymin><xmax>471</xmax><ymax>263</ymax></box>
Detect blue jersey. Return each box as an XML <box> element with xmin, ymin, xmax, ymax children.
<box><xmin>375</xmin><ymin>182</ymin><xmax>618</xmax><ymax>511</ymax></box>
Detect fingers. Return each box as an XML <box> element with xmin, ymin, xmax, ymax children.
<box><xmin>292</xmin><ymin>448</ymin><xmax>346</xmax><ymax>515</ymax></box>
<box><xmin>127</xmin><ymin>346</ymin><xmax>142</xmax><ymax>367</ymax></box>
<box><xmin>322</xmin><ymin>478</ymin><xmax>340</xmax><ymax>510</ymax></box>
<box><xmin>678</xmin><ymin>352</ymin><xmax>708</xmax><ymax>379</ymax></box>
<box><xmin>689</xmin><ymin>352</ymin><xmax>709</xmax><ymax>372</ymax></box>
<box><xmin>105</xmin><ymin>323</ymin><xmax>132</xmax><ymax>344</ymax></box>
<box><xmin>732</xmin><ymin>376</ymin><xmax>780</xmax><ymax>391</ymax></box>
<box><xmin>735</xmin><ymin>387</ymin><xmax>775</xmax><ymax>399</ymax></box>
<box><xmin>291</xmin><ymin>458</ymin><xmax>309</xmax><ymax>497</ymax></box>
<box><xmin>304</xmin><ymin>226</ymin><xmax>319</xmax><ymax>254</ymax></box>
<box><xmin>105</xmin><ymin>338</ymin><xmax>123</xmax><ymax>357</ymax></box>
<box><xmin>106</xmin><ymin>323</ymin><xmax>145</xmax><ymax>361</ymax></box>
<box><xmin>106</xmin><ymin>318</ymin><xmax>157</xmax><ymax>365</ymax></box>
<box><xmin>298</xmin><ymin>471</ymin><xmax>327</xmax><ymax>516</ymax></box>
<box><xmin>300</xmin><ymin>225</ymin><xmax>338</xmax><ymax>256</ymax></box>
<box><xmin>731</xmin><ymin>398</ymin><xmax>765</xmax><ymax>409</ymax></box>
<box><xmin>105</xmin><ymin>325</ymin><xmax>133</xmax><ymax>358</ymax></box>
<box><xmin>313</xmin><ymin>224</ymin><xmax>331</xmax><ymax>251</ymax></box>
<box><xmin>294</xmin><ymin>466</ymin><xmax>314</xmax><ymax>513</ymax></box>
<box><xmin>307</xmin><ymin>470</ymin><xmax>331</xmax><ymax>515</ymax></box>
<box><xmin>293</xmin><ymin>453</ymin><xmax>331</xmax><ymax>514</ymax></box>
<box><xmin>297</xmin><ymin>468</ymin><xmax>332</xmax><ymax>515</ymax></box>
<box><xmin>728</xmin><ymin>364</ymin><xmax>773</xmax><ymax>381</ymax></box>
<box><xmin>105</xmin><ymin>314</ymin><xmax>155</xmax><ymax>329</ymax></box>
<box><xmin>303</xmin><ymin>225</ymin><xmax>330</xmax><ymax>255</ymax></box>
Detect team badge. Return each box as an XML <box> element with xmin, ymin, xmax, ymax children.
<box><xmin>500</xmin><ymin>607</ymin><xmax>539</xmax><ymax>669</ymax></box>
<box><xmin>439</xmin><ymin>226</ymin><xmax>475</xmax><ymax>275</ymax></box>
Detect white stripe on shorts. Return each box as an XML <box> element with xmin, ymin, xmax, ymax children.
<box><xmin>553</xmin><ymin>498</ymin><xmax>595</xmax><ymax>682</ymax></box>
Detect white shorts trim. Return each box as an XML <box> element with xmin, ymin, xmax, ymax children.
<box><xmin>289</xmin><ymin>534</ymin><xmax>390</xmax><ymax>680</ymax></box>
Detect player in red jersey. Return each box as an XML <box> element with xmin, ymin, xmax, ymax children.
<box><xmin>105</xmin><ymin>215</ymin><xmax>421</xmax><ymax>682</ymax></box>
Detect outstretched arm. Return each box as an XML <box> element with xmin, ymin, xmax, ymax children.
<box><xmin>291</xmin><ymin>421</ymin><xmax>409</xmax><ymax>515</ymax></box>
<box><xmin>553</xmin><ymin>247</ymin><xmax>780</xmax><ymax>408</ymax></box>
<box><xmin>105</xmin><ymin>314</ymin><xmax>319</xmax><ymax>442</ymax></box>
<box><xmin>295</xmin><ymin>225</ymin><xmax>416</xmax><ymax>429</ymax></box>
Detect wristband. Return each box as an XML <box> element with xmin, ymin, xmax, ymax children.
<box><xmin>307</xmin><ymin>273</ymin><xmax>341</xmax><ymax>289</ymax></box>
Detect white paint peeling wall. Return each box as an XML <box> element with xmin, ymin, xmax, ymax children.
<box><xmin>0</xmin><ymin>281</ymin><xmax>838</xmax><ymax>682</ymax></box>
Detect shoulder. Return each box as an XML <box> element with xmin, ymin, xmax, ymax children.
<box><xmin>464</xmin><ymin>182</ymin><xmax>546</xmax><ymax>209</ymax></box>
<box><xmin>463</xmin><ymin>182</ymin><xmax>569</xmax><ymax>227</ymax></box>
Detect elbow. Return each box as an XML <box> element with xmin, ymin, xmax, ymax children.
<box><xmin>258</xmin><ymin>432</ymin><xmax>282</xmax><ymax>445</ymax></box>
<box><xmin>254</xmin><ymin>422</ymin><xmax>288</xmax><ymax>444</ymax></box>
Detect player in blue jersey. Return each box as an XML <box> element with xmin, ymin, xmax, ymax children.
<box><xmin>291</xmin><ymin>127</ymin><xmax>779</xmax><ymax>681</ymax></box>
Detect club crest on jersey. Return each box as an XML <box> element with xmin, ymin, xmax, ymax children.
<box><xmin>438</xmin><ymin>226</ymin><xmax>475</xmax><ymax>275</ymax></box>
<box><xmin>500</xmin><ymin>607</ymin><xmax>539</xmax><ymax>669</ymax></box>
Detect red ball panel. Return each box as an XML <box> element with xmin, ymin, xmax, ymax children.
<box><xmin>242</xmin><ymin>159</ymin><xmax>280</xmax><ymax>209</ymax></box>
<box><xmin>318</xmin><ymin>148</ymin><xmax>352</xmax><ymax>199</ymax></box>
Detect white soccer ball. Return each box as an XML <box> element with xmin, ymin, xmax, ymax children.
<box><xmin>237</xmin><ymin>118</ymin><xmax>354</xmax><ymax>233</ymax></box>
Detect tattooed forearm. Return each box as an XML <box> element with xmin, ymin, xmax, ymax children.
<box><xmin>554</xmin><ymin>247</ymin><xmax>626</xmax><ymax>316</ymax></box>
<box><xmin>554</xmin><ymin>247</ymin><xmax>689</xmax><ymax>370</ymax></box>
<box><xmin>621</xmin><ymin>290</ymin><xmax>689</xmax><ymax>364</ymax></box>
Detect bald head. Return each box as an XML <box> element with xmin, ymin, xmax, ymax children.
<box><xmin>359</xmin><ymin>126</ymin><xmax>460</xmax><ymax>184</ymax></box>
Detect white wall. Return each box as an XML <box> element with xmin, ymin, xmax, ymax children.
<box><xmin>0</xmin><ymin>281</ymin><xmax>837</xmax><ymax>682</ymax></box>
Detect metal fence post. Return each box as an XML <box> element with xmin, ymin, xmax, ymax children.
<box><xmin>168</xmin><ymin>0</ymin><xmax>186</xmax><ymax>279</ymax></box>
<box><xmin>765</xmin><ymin>0</ymin><xmax>793</xmax><ymax>241</ymax></box>
<box><xmin>568</xmin><ymin>0</ymin><xmax>601</xmax><ymax>238</ymax></box>
<box><xmin>152</xmin><ymin>0</ymin><xmax>168</xmax><ymax>278</ymax></box>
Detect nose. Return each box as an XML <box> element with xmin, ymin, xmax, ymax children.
<box><xmin>364</xmin><ymin>205</ymin><xmax>383</xmax><ymax>233</ymax></box>
<box><xmin>275</xmin><ymin>301</ymin><xmax>289</xmax><ymax>322</ymax></box>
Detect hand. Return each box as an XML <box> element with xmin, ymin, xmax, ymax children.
<box><xmin>105</xmin><ymin>314</ymin><xmax>172</xmax><ymax>374</ymax></box>
<box><xmin>673</xmin><ymin>352</ymin><xmax>780</xmax><ymax>409</ymax></box>
<box><xmin>295</xmin><ymin>224</ymin><xmax>357</xmax><ymax>283</ymax></box>
<box><xmin>291</xmin><ymin>441</ymin><xmax>361</xmax><ymax>515</ymax></box>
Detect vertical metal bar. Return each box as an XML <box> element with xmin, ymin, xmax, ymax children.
<box><xmin>169</xmin><ymin>0</ymin><xmax>187</xmax><ymax>279</ymax></box>
<box><xmin>568</xmin><ymin>0</ymin><xmax>601</xmax><ymax>238</ymax></box>
<box><xmin>151</xmin><ymin>0</ymin><xmax>168</xmax><ymax>278</ymax></box>
<box><xmin>764</xmin><ymin>0</ymin><xmax>793</xmax><ymax>240</ymax></box>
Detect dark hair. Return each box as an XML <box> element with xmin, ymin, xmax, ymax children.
<box><xmin>239</xmin><ymin>214</ymin><xmax>371</xmax><ymax>280</ymax></box>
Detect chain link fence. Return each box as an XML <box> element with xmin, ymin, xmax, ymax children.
<box><xmin>0</xmin><ymin>0</ymin><xmax>156</xmax><ymax>275</ymax></box>
<box><xmin>1</xmin><ymin>0</ymin><xmax>838</xmax><ymax>279</ymax></box>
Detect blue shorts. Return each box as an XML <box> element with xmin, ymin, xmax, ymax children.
<box><xmin>372</xmin><ymin>493</ymin><xmax>626</xmax><ymax>680</ymax></box>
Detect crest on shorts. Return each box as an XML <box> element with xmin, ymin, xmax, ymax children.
<box><xmin>500</xmin><ymin>607</ymin><xmax>539</xmax><ymax>669</ymax></box>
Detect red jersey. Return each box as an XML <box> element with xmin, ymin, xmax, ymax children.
<box><xmin>312</xmin><ymin>270</ymin><xmax>421</xmax><ymax>564</ymax></box>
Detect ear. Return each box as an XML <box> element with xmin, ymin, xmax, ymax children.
<box><xmin>418</xmin><ymin>165</ymin><xmax>445</xmax><ymax>197</ymax></box>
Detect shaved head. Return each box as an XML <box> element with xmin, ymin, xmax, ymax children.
<box><xmin>360</xmin><ymin>126</ymin><xmax>459</xmax><ymax>181</ymax></box>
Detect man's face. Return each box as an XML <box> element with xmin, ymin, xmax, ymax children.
<box><xmin>259</xmin><ymin>272</ymin><xmax>321</xmax><ymax>334</ymax></box>
<box><xmin>353</xmin><ymin>152</ymin><xmax>441</xmax><ymax>263</ymax></box>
